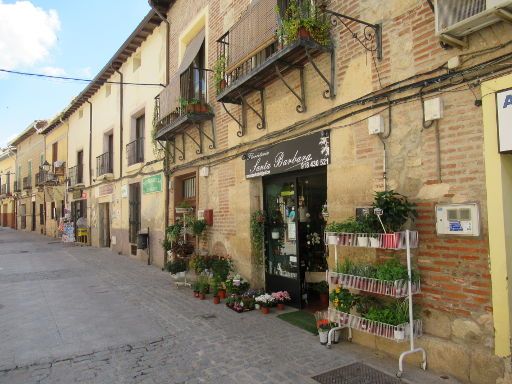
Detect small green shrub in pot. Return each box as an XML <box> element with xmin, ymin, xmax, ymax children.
<box><xmin>165</xmin><ymin>258</ymin><xmax>187</xmax><ymax>274</ymax></box>
<box><xmin>372</xmin><ymin>190</ymin><xmax>417</xmax><ymax>232</ymax></box>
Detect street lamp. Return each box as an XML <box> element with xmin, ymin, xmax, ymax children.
<box><xmin>41</xmin><ymin>160</ymin><xmax>51</xmax><ymax>173</ymax></box>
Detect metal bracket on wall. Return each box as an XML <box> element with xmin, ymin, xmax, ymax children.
<box><xmin>238</xmin><ymin>89</ymin><xmax>266</xmax><ymax>130</ymax></box>
<box><xmin>304</xmin><ymin>46</ymin><xmax>335</xmax><ymax>99</ymax></box>
<box><xmin>203</xmin><ymin>119</ymin><xmax>216</xmax><ymax>150</ymax></box>
<box><xmin>323</xmin><ymin>9</ymin><xmax>383</xmax><ymax>61</ymax></box>
<box><xmin>221</xmin><ymin>102</ymin><xmax>245</xmax><ymax>137</ymax></box>
<box><xmin>184</xmin><ymin>129</ymin><xmax>202</xmax><ymax>155</ymax></box>
<box><xmin>170</xmin><ymin>133</ymin><xmax>185</xmax><ymax>161</ymax></box>
<box><xmin>275</xmin><ymin>62</ymin><xmax>306</xmax><ymax>113</ymax></box>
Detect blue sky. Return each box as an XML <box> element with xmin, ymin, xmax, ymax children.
<box><xmin>0</xmin><ymin>0</ymin><xmax>151</xmax><ymax>148</ymax></box>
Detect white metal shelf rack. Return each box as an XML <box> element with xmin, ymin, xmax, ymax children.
<box><xmin>325</xmin><ymin>229</ymin><xmax>426</xmax><ymax>378</ymax></box>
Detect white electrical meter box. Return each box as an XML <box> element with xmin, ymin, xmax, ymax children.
<box><xmin>368</xmin><ymin>115</ymin><xmax>384</xmax><ymax>135</ymax></box>
<box><xmin>424</xmin><ymin>97</ymin><xmax>444</xmax><ymax>121</ymax></box>
<box><xmin>435</xmin><ymin>203</ymin><xmax>480</xmax><ymax>236</ymax></box>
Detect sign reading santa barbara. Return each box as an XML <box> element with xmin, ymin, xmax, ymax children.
<box><xmin>244</xmin><ymin>131</ymin><xmax>330</xmax><ymax>178</ymax></box>
<box><xmin>497</xmin><ymin>89</ymin><xmax>512</xmax><ymax>153</ymax></box>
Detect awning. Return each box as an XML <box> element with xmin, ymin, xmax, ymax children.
<box><xmin>177</xmin><ymin>28</ymin><xmax>205</xmax><ymax>74</ymax></box>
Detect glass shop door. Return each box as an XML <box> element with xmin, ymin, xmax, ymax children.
<box><xmin>264</xmin><ymin>175</ymin><xmax>301</xmax><ymax>307</ymax></box>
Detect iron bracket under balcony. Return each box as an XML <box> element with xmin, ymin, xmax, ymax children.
<box><xmin>157</xmin><ymin>115</ymin><xmax>216</xmax><ymax>164</ymax></box>
<box><xmin>217</xmin><ymin>38</ymin><xmax>335</xmax><ymax>118</ymax></box>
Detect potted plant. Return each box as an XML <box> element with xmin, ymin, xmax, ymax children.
<box><xmin>372</xmin><ymin>190</ymin><xmax>417</xmax><ymax>248</ymax></box>
<box><xmin>277</xmin><ymin>0</ymin><xmax>331</xmax><ymax>46</ymax></box>
<box><xmin>165</xmin><ymin>258</ymin><xmax>187</xmax><ymax>279</ymax></box>
<box><xmin>271</xmin><ymin>290</ymin><xmax>291</xmax><ymax>310</ymax></box>
<box><xmin>225</xmin><ymin>274</ymin><xmax>250</xmax><ymax>295</ymax></box>
<box><xmin>329</xmin><ymin>286</ymin><xmax>355</xmax><ymax>314</ymax></box>
<box><xmin>213</xmin><ymin>55</ymin><xmax>227</xmax><ymax>93</ymax></box>
<box><xmin>178</xmin><ymin>97</ymin><xmax>189</xmax><ymax>113</ymax></box>
<box><xmin>211</xmin><ymin>279</ymin><xmax>221</xmax><ymax>304</ymax></box>
<box><xmin>192</xmin><ymin>281</ymin><xmax>200</xmax><ymax>298</ymax></box>
<box><xmin>255</xmin><ymin>293</ymin><xmax>275</xmax><ymax>314</ymax></box>
<box><xmin>197</xmin><ymin>274</ymin><xmax>210</xmax><ymax>300</ymax></box>
<box><xmin>313</xmin><ymin>281</ymin><xmax>329</xmax><ymax>306</ymax></box>
<box><xmin>191</xmin><ymin>219</ymin><xmax>207</xmax><ymax>237</ymax></box>
<box><xmin>314</xmin><ymin>311</ymin><xmax>331</xmax><ymax>345</ymax></box>
<box><xmin>324</xmin><ymin>221</ymin><xmax>342</xmax><ymax>244</ymax></box>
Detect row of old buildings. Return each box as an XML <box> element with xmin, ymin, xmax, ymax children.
<box><xmin>2</xmin><ymin>0</ymin><xmax>512</xmax><ymax>382</ymax></box>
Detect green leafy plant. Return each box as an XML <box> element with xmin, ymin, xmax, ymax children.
<box><xmin>166</xmin><ymin>223</ymin><xmax>183</xmax><ymax>243</ymax></box>
<box><xmin>165</xmin><ymin>258</ymin><xmax>187</xmax><ymax>274</ymax></box>
<box><xmin>311</xmin><ymin>280</ymin><xmax>329</xmax><ymax>294</ymax></box>
<box><xmin>197</xmin><ymin>273</ymin><xmax>210</xmax><ymax>294</ymax></box>
<box><xmin>189</xmin><ymin>254</ymin><xmax>208</xmax><ymax>274</ymax></box>
<box><xmin>355</xmin><ymin>295</ymin><xmax>381</xmax><ymax>317</ymax></box>
<box><xmin>210</xmin><ymin>256</ymin><xmax>233</xmax><ymax>281</ymax></box>
<box><xmin>329</xmin><ymin>287</ymin><xmax>355</xmax><ymax>313</ymax></box>
<box><xmin>178</xmin><ymin>97</ymin><xmax>189</xmax><ymax>109</ymax></box>
<box><xmin>225</xmin><ymin>275</ymin><xmax>250</xmax><ymax>295</ymax></box>
<box><xmin>213</xmin><ymin>55</ymin><xmax>227</xmax><ymax>93</ymax></box>
<box><xmin>372</xmin><ymin>190</ymin><xmax>417</xmax><ymax>232</ymax></box>
<box><xmin>376</xmin><ymin>258</ymin><xmax>409</xmax><ymax>281</ymax></box>
<box><xmin>277</xmin><ymin>0</ymin><xmax>331</xmax><ymax>46</ymax></box>
<box><xmin>363</xmin><ymin>299</ymin><xmax>414</xmax><ymax>325</ymax></box>
<box><xmin>250</xmin><ymin>210</ymin><xmax>266</xmax><ymax>264</ymax></box>
<box><xmin>191</xmin><ymin>219</ymin><xmax>207</xmax><ymax>236</ymax></box>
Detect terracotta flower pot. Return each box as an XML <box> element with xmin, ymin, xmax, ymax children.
<box><xmin>319</xmin><ymin>293</ymin><xmax>329</xmax><ymax>306</ymax></box>
<box><xmin>218</xmin><ymin>289</ymin><xmax>226</xmax><ymax>299</ymax></box>
<box><xmin>298</xmin><ymin>26</ymin><xmax>311</xmax><ymax>40</ymax></box>
<box><xmin>199</xmin><ymin>293</ymin><xmax>205</xmax><ymax>300</ymax></box>
<box><xmin>261</xmin><ymin>306</ymin><xmax>270</xmax><ymax>315</ymax></box>
<box><xmin>193</xmin><ymin>291</ymin><xmax>199</xmax><ymax>298</ymax></box>
<box><xmin>219</xmin><ymin>79</ymin><xmax>227</xmax><ymax>91</ymax></box>
<box><xmin>213</xmin><ymin>296</ymin><xmax>220</xmax><ymax>304</ymax></box>
<box><xmin>277</xmin><ymin>303</ymin><xmax>285</xmax><ymax>310</ymax></box>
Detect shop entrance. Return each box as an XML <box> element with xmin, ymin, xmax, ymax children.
<box><xmin>263</xmin><ymin>167</ymin><xmax>327</xmax><ymax>309</ymax></box>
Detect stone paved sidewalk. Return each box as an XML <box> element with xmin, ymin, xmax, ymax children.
<box><xmin>0</xmin><ymin>228</ymin><xmax>459</xmax><ymax>383</ymax></box>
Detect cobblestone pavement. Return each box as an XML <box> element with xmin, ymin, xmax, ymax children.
<box><xmin>0</xmin><ymin>228</ymin><xmax>459</xmax><ymax>384</ymax></box>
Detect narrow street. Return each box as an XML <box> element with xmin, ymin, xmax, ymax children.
<box><xmin>0</xmin><ymin>228</ymin><xmax>456</xmax><ymax>384</ymax></box>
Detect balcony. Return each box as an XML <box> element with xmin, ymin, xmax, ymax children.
<box><xmin>14</xmin><ymin>181</ymin><xmax>20</xmax><ymax>193</ymax></box>
<box><xmin>22</xmin><ymin>176</ymin><xmax>32</xmax><ymax>190</ymax></box>
<box><xmin>96</xmin><ymin>152</ymin><xmax>113</xmax><ymax>177</ymax></box>
<box><xmin>69</xmin><ymin>164</ymin><xmax>84</xmax><ymax>186</ymax></box>
<box><xmin>155</xmin><ymin>67</ymin><xmax>214</xmax><ymax>142</ymax></box>
<box><xmin>0</xmin><ymin>184</ymin><xmax>6</xmax><ymax>197</ymax></box>
<box><xmin>126</xmin><ymin>137</ymin><xmax>144</xmax><ymax>166</ymax></box>
<box><xmin>215</xmin><ymin>0</ymin><xmax>334</xmax><ymax>128</ymax></box>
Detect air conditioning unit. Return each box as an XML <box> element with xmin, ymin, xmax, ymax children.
<box><xmin>435</xmin><ymin>0</ymin><xmax>512</xmax><ymax>47</ymax></box>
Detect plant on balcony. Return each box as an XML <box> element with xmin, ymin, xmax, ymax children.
<box><xmin>213</xmin><ymin>55</ymin><xmax>227</xmax><ymax>93</ymax></box>
<box><xmin>277</xmin><ymin>0</ymin><xmax>331</xmax><ymax>46</ymax></box>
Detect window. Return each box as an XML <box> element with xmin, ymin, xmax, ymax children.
<box><xmin>105</xmin><ymin>84</ymin><xmax>111</xmax><ymax>97</ymax></box>
<box><xmin>183</xmin><ymin>176</ymin><xmax>196</xmax><ymax>199</ymax></box>
<box><xmin>52</xmin><ymin>142</ymin><xmax>58</xmax><ymax>165</ymax></box>
<box><xmin>77</xmin><ymin>150</ymin><xmax>83</xmax><ymax>183</ymax></box>
<box><xmin>51</xmin><ymin>202</ymin><xmax>56</xmax><ymax>220</ymax></box>
<box><xmin>127</xmin><ymin>114</ymin><xmax>145</xmax><ymax>165</ymax></box>
<box><xmin>133</xmin><ymin>53</ymin><xmax>141</xmax><ymax>71</ymax></box>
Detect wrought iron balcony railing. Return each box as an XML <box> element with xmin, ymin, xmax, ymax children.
<box><xmin>215</xmin><ymin>0</ymin><xmax>334</xmax><ymax>110</ymax></box>
<box><xmin>22</xmin><ymin>176</ymin><xmax>32</xmax><ymax>190</ymax></box>
<box><xmin>126</xmin><ymin>137</ymin><xmax>144</xmax><ymax>166</ymax></box>
<box><xmin>69</xmin><ymin>164</ymin><xmax>84</xmax><ymax>186</ymax></box>
<box><xmin>96</xmin><ymin>152</ymin><xmax>113</xmax><ymax>176</ymax></box>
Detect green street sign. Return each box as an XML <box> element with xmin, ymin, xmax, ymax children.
<box><xmin>142</xmin><ymin>173</ymin><xmax>162</xmax><ymax>194</ymax></box>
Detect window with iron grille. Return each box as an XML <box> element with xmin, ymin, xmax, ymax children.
<box><xmin>183</xmin><ymin>176</ymin><xmax>196</xmax><ymax>199</ymax></box>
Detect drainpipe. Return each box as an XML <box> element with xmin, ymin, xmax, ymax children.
<box><xmin>114</xmin><ymin>68</ymin><xmax>124</xmax><ymax>178</ymax></box>
<box><xmin>85</xmin><ymin>101</ymin><xmax>93</xmax><ymax>186</ymax></box>
<box><xmin>148</xmin><ymin>1</ymin><xmax>170</xmax><ymax>86</ymax></box>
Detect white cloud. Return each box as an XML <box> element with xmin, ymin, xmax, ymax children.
<box><xmin>40</xmin><ymin>66</ymin><xmax>66</xmax><ymax>76</ymax></box>
<box><xmin>77</xmin><ymin>67</ymin><xmax>92</xmax><ymax>78</ymax></box>
<box><xmin>0</xmin><ymin>1</ymin><xmax>60</xmax><ymax>70</ymax></box>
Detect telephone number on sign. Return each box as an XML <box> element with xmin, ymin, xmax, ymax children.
<box><xmin>301</xmin><ymin>158</ymin><xmax>328</xmax><ymax>169</ymax></box>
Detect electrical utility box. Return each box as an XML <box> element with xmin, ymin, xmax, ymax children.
<box><xmin>368</xmin><ymin>115</ymin><xmax>384</xmax><ymax>135</ymax></box>
<box><xmin>435</xmin><ymin>203</ymin><xmax>480</xmax><ymax>236</ymax></box>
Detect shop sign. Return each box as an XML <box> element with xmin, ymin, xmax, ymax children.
<box><xmin>98</xmin><ymin>183</ymin><xmax>113</xmax><ymax>197</ymax></box>
<box><xmin>72</xmin><ymin>189</ymin><xmax>82</xmax><ymax>200</ymax></box>
<box><xmin>142</xmin><ymin>173</ymin><xmax>162</xmax><ymax>194</ymax></box>
<box><xmin>244</xmin><ymin>131</ymin><xmax>330</xmax><ymax>178</ymax></box>
<box><xmin>497</xmin><ymin>88</ymin><xmax>512</xmax><ymax>153</ymax></box>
